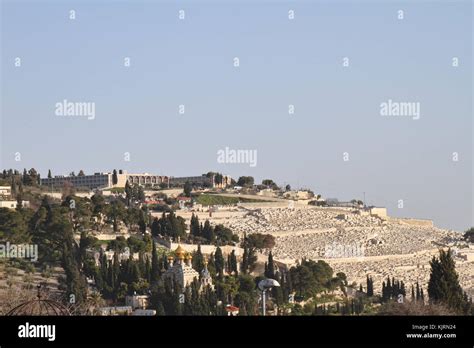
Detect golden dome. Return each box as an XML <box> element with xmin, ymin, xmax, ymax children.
<box><xmin>167</xmin><ymin>255</ymin><xmax>174</xmax><ymax>261</ymax></box>
<box><xmin>186</xmin><ymin>254</ymin><xmax>193</xmax><ymax>260</ymax></box>
<box><xmin>175</xmin><ymin>245</ymin><xmax>186</xmax><ymax>258</ymax></box>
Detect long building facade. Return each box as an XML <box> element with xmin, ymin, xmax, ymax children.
<box><xmin>40</xmin><ymin>172</ymin><xmax>169</xmax><ymax>190</ymax></box>
<box><xmin>40</xmin><ymin>171</ymin><xmax>231</xmax><ymax>190</ymax></box>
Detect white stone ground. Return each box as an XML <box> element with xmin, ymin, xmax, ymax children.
<box><xmin>215</xmin><ymin>206</ymin><xmax>473</xmax><ymax>297</ymax></box>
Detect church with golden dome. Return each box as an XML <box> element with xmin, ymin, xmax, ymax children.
<box><xmin>163</xmin><ymin>241</ymin><xmax>213</xmax><ymax>290</ymax></box>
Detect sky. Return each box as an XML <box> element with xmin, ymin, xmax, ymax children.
<box><xmin>1</xmin><ymin>0</ymin><xmax>472</xmax><ymax>231</ymax></box>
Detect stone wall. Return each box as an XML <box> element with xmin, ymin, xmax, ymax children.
<box><xmin>389</xmin><ymin>217</ymin><xmax>434</xmax><ymax>227</ymax></box>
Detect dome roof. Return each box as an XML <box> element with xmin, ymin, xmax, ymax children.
<box><xmin>175</xmin><ymin>245</ymin><xmax>186</xmax><ymax>259</ymax></box>
<box><xmin>7</xmin><ymin>299</ymin><xmax>71</xmax><ymax>316</ymax></box>
<box><xmin>6</xmin><ymin>286</ymin><xmax>70</xmax><ymax>316</ymax></box>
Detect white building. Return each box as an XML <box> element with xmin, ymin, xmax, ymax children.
<box><xmin>40</xmin><ymin>171</ymin><xmax>169</xmax><ymax>190</ymax></box>
<box><xmin>125</xmin><ymin>294</ymin><xmax>149</xmax><ymax>310</ymax></box>
<box><xmin>0</xmin><ymin>186</ymin><xmax>11</xmax><ymax>197</ymax></box>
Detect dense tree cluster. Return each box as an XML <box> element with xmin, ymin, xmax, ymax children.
<box><xmin>464</xmin><ymin>227</ymin><xmax>474</xmax><ymax>243</ymax></box>
<box><xmin>150</xmin><ymin>211</ymin><xmax>186</xmax><ymax>241</ymax></box>
<box><xmin>381</xmin><ymin>277</ymin><xmax>406</xmax><ymax>302</ymax></box>
<box><xmin>261</xmin><ymin>179</ymin><xmax>279</xmax><ymax>190</ymax></box>
<box><xmin>428</xmin><ymin>249</ymin><xmax>472</xmax><ymax>314</ymax></box>
<box><xmin>188</xmin><ymin>213</ymin><xmax>239</xmax><ymax>245</ymax></box>
<box><xmin>288</xmin><ymin>259</ymin><xmax>335</xmax><ymax>299</ymax></box>
<box><xmin>236</xmin><ymin>176</ymin><xmax>254</xmax><ymax>187</ymax></box>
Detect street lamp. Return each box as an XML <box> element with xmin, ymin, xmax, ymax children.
<box><xmin>258</xmin><ymin>279</ymin><xmax>280</xmax><ymax>316</ymax></box>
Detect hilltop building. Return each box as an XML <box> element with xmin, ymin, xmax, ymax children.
<box><xmin>40</xmin><ymin>171</ymin><xmax>231</xmax><ymax>190</ymax></box>
<box><xmin>169</xmin><ymin>174</ymin><xmax>232</xmax><ymax>189</ymax></box>
<box><xmin>40</xmin><ymin>171</ymin><xmax>169</xmax><ymax>190</ymax></box>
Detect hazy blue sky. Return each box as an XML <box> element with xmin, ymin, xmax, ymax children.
<box><xmin>1</xmin><ymin>0</ymin><xmax>472</xmax><ymax>231</ymax></box>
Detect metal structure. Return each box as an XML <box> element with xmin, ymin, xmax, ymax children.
<box><xmin>258</xmin><ymin>279</ymin><xmax>280</xmax><ymax>316</ymax></box>
<box><xmin>6</xmin><ymin>285</ymin><xmax>71</xmax><ymax>316</ymax></box>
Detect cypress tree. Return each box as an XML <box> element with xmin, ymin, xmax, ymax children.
<box><xmin>190</xmin><ymin>214</ymin><xmax>201</xmax><ymax>237</ymax></box>
<box><xmin>241</xmin><ymin>246</ymin><xmax>249</xmax><ymax>274</ymax></box>
<box><xmin>367</xmin><ymin>275</ymin><xmax>374</xmax><ymax>297</ymax></box>
<box><xmin>202</xmin><ymin>220</ymin><xmax>214</xmax><ymax>243</ymax></box>
<box><xmin>265</xmin><ymin>251</ymin><xmax>275</xmax><ymax>279</ymax></box>
<box><xmin>192</xmin><ymin>244</ymin><xmax>205</xmax><ymax>275</ymax></box>
<box><xmin>229</xmin><ymin>250</ymin><xmax>238</xmax><ymax>275</ymax></box>
<box><xmin>215</xmin><ymin>246</ymin><xmax>224</xmax><ymax>278</ymax></box>
<box><xmin>151</xmin><ymin>241</ymin><xmax>160</xmax><ymax>282</ymax></box>
<box><xmin>112</xmin><ymin>169</ymin><xmax>118</xmax><ymax>185</ymax></box>
<box><xmin>428</xmin><ymin>249</ymin><xmax>465</xmax><ymax>311</ymax></box>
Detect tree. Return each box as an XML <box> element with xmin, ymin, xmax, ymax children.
<box><xmin>183</xmin><ymin>181</ymin><xmax>192</xmax><ymax>197</ymax></box>
<box><xmin>78</xmin><ymin>170</ymin><xmax>85</xmax><ymax>176</ymax></box>
<box><xmin>125</xmin><ymin>181</ymin><xmax>132</xmax><ymax>206</ymax></box>
<box><xmin>192</xmin><ymin>244</ymin><xmax>205</xmax><ymax>275</ymax></box>
<box><xmin>214</xmin><ymin>225</ymin><xmax>238</xmax><ymax>245</ymax></box>
<box><xmin>237</xmin><ymin>176</ymin><xmax>254</xmax><ymax>187</ymax></box>
<box><xmin>265</xmin><ymin>251</ymin><xmax>275</xmax><ymax>279</ymax></box>
<box><xmin>190</xmin><ymin>214</ymin><xmax>201</xmax><ymax>238</ymax></box>
<box><xmin>288</xmin><ymin>259</ymin><xmax>333</xmax><ymax>300</ymax></box>
<box><xmin>202</xmin><ymin>220</ymin><xmax>215</xmax><ymax>244</ymax></box>
<box><xmin>366</xmin><ymin>275</ymin><xmax>374</xmax><ymax>297</ymax></box>
<box><xmin>151</xmin><ymin>241</ymin><xmax>160</xmax><ymax>283</ymax></box>
<box><xmin>229</xmin><ymin>250</ymin><xmax>238</xmax><ymax>276</ymax></box>
<box><xmin>415</xmin><ymin>281</ymin><xmax>422</xmax><ymax>302</ymax></box>
<box><xmin>0</xmin><ymin>208</ymin><xmax>30</xmax><ymax>243</ymax></box>
<box><xmin>106</xmin><ymin>200</ymin><xmax>126</xmax><ymax>232</ymax></box>
<box><xmin>428</xmin><ymin>249</ymin><xmax>467</xmax><ymax>313</ymax></box>
<box><xmin>241</xmin><ymin>233</ymin><xmax>258</xmax><ymax>274</ymax></box>
<box><xmin>48</xmin><ymin>169</ymin><xmax>52</xmax><ymax>179</ymax></box>
<box><xmin>16</xmin><ymin>181</ymin><xmax>24</xmax><ymax>211</ymax></box>
<box><xmin>464</xmin><ymin>227</ymin><xmax>474</xmax><ymax>243</ymax></box>
<box><xmin>262</xmin><ymin>179</ymin><xmax>278</xmax><ymax>190</ymax></box>
<box><xmin>112</xmin><ymin>170</ymin><xmax>118</xmax><ymax>185</ymax></box>
<box><xmin>151</xmin><ymin>217</ymin><xmax>160</xmax><ymax>237</ymax></box>
<box><xmin>10</xmin><ymin>176</ymin><xmax>17</xmax><ymax>198</ymax></box>
<box><xmin>215</xmin><ymin>247</ymin><xmax>224</xmax><ymax>279</ymax></box>
<box><xmin>247</xmin><ymin>233</ymin><xmax>275</xmax><ymax>251</ymax></box>
<box><xmin>91</xmin><ymin>193</ymin><xmax>106</xmax><ymax>229</ymax></box>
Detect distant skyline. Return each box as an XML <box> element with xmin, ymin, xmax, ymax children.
<box><xmin>1</xmin><ymin>0</ymin><xmax>472</xmax><ymax>231</ymax></box>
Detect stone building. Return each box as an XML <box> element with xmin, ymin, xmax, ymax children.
<box><xmin>163</xmin><ymin>244</ymin><xmax>213</xmax><ymax>290</ymax></box>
